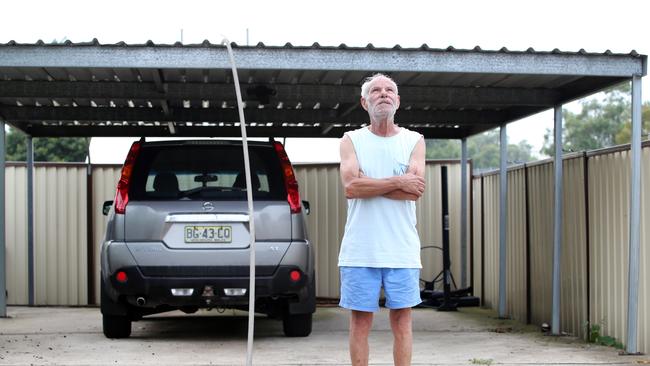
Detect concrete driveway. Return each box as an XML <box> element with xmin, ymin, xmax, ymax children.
<box><xmin>0</xmin><ymin>305</ymin><xmax>646</xmax><ymax>365</ymax></box>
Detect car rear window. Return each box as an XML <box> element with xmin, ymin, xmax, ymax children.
<box><xmin>129</xmin><ymin>144</ymin><xmax>286</xmax><ymax>201</ymax></box>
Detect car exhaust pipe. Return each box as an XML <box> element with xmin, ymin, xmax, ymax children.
<box><xmin>136</xmin><ymin>297</ymin><xmax>146</xmax><ymax>306</ymax></box>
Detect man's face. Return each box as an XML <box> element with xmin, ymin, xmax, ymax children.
<box><xmin>361</xmin><ymin>77</ymin><xmax>400</xmax><ymax>120</ymax></box>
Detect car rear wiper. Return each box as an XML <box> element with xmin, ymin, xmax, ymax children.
<box><xmin>178</xmin><ymin>186</ymin><xmax>245</xmax><ymax>198</ymax></box>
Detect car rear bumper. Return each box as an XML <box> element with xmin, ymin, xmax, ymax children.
<box><xmin>104</xmin><ymin>265</ymin><xmax>313</xmax><ymax>309</ymax></box>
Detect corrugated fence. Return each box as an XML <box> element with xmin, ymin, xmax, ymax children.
<box><xmin>4</xmin><ymin>160</ymin><xmax>468</xmax><ymax>304</ymax></box>
<box><xmin>473</xmin><ymin>143</ymin><xmax>650</xmax><ymax>352</ymax></box>
<box><xmin>5</xmin><ymin>143</ymin><xmax>649</xmax><ymax>352</ymax></box>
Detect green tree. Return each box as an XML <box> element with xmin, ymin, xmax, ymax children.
<box><xmin>6</xmin><ymin>126</ymin><xmax>90</xmax><ymax>162</ymax></box>
<box><xmin>541</xmin><ymin>82</ymin><xmax>650</xmax><ymax>155</ymax></box>
<box><xmin>615</xmin><ymin>102</ymin><xmax>650</xmax><ymax>143</ymax></box>
<box><xmin>426</xmin><ymin>129</ymin><xmax>535</xmax><ymax>172</ymax></box>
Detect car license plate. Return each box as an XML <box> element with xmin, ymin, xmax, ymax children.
<box><xmin>184</xmin><ymin>225</ymin><xmax>232</xmax><ymax>243</ymax></box>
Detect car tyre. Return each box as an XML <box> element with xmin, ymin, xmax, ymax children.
<box><xmin>282</xmin><ymin>313</ymin><xmax>312</xmax><ymax>337</ymax></box>
<box><xmin>100</xmin><ymin>278</ymin><xmax>132</xmax><ymax>338</ymax></box>
<box><xmin>103</xmin><ymin>313</ymin><xmax>132</xmax><ymax>338</ymax></box>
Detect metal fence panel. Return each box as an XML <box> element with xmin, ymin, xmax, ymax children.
<box><xmin>476</xmin><ymin>157</ymin><xmax>589</xmax><ymax>336</ymax></box>
<box><xmin>472</xmin><ymin>177</ymin><xmax>483</xmax><ymax>300</ymax></box>
<box><xmin>526</xmin><ymin>162</ymin><xmax>553</xmax><ymax>326</ymax></box>
<box><xmin>0</xmin><ymin>160</ymin><xmax>470</xmax><ymax>309</ymax></box>
<box><xmin>444</xmin><ymin>164</ymin><xmax>468</xmax><ymax>290</ymax></box>
<box><xmin>32</xmin><ymin>165</ymin><xmax>88</xmax><ymax>305</ymax></box>
<box><xmin>294</xmin><ymin>164</ymin><xmax>346</xmax><ymax>299</ymax></box>
<box><xmin>294</xmin><ymin>161</ymin><xmax>465</xmax><ymax>298</ymax></box>
<box><xmin>638</xmin><ymin>147</ymin><xmax>650</xmax><ymax>353</ymax></box>
<box><xmin>589</xmin><ymin>150</ymin><xmax>632</xmax><ymax>347</ymax></box>
<box><xmin>417</xmin><ymin>164</ymin><xmax>442</xmax><ymax>293</ymax></box>
<box><xmin>507</xmin><ymin>168</ymin><xmax>527</xmax><ymax>322</ymax></box>
<box><xmin>4</xmin><ymin>144</ymin><xmax>645</xmax><ymax>353</ymax></box>
<box><xmin>561</xmin><ymin>157</ymin><xmax>588</xmax><ymax>338</ymax></box>
<box><xmin>5</xmin><ymin>166</ymin><xmax>27</xmax><ymax>305</ymax></box>
<box><xmin>481</xmin><ymin>174</ymin><xmax>500</xmax><ymax>309</ymax></box>
<box><xmin>91</xmin><ymin>165</ymin><xmax>122</xmax><ymax>303</ymax></box>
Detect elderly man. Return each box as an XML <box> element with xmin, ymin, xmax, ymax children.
<box><xmin>338</xmin><ymin>73</ymin><xmax>426</xmax><ymax>366</ymax></box>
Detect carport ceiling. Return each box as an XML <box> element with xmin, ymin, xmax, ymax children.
<box><xmin>0</xmin><ymin>40</ymin><xmax>646</xmax><ymax>139</ymax></box>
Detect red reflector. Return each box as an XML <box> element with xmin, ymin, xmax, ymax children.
<box><xmin>116</xmin><ymin>271</ymin><xmax>128</xmax><ymax>283</ymax></box>
<box><xmin>273</xmin><ymin>142</ymin><xmax>301</xmax><ymax>214</ymax></box>
<box><xmin>289</xmin><ymin>270</ymin><xmax>301</xmax><ymax>282</ymax></box>
<box><xmin>114</xmin><ymin>141</ymin><xmax>142</xmax><ymax>215</ymax></box>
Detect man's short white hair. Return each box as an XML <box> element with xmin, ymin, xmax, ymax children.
<box><xmin>360</xmin><ymin>73</ymin><xmax>399</xmax><ymax>99</ymax></box>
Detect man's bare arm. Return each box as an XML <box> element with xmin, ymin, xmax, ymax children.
<box><xmin>340</xmin><ymin>135</ymin><xmax>425</xmax><ymax>199</ymax></box>
<box><xmin>383</xmin><ymin>137</ymin><xmax>426</xmax><ymax>201</ymax></box>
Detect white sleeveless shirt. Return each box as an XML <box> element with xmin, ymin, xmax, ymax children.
<box><xmin>338</xmin><ymin>126</ymin><xmax>422</xmax><ymax>268</ymax></box>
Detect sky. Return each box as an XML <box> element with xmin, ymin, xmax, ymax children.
<box><xmin>1</xmin><ymin>0</ymin><xmax>648</xmax><ymax>163</ymax></box>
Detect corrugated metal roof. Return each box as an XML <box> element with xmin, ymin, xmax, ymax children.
<box><xmin>1</xmin><ymin>39</ymin><xmax>643</xmax><ymax>57</ymax></box>
<box><xmin>0</xmin><ymin>41</ymin><xmax>646</xmax><ymax>138</ymax></box>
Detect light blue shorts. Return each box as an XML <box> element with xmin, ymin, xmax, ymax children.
<box><xmin>339</xmin><ymin>267</ymin><xmax>422</xmax><ymax>312</ymax></box>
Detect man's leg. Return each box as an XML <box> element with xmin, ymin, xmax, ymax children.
<box><xmin>389</xmin><ymin>308</ymin><xmax>413</xmax><ymax>366</ymax></box>
<box><xmin>349</xmin><ymin>310</ymin><xmax>374</xmax><ymax>366</ymax></box>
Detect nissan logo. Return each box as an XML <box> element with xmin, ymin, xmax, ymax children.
<box><xmin>202</xmin><ymin>202</ymin><xmax>214</xmax><ymax>211</ymax></box>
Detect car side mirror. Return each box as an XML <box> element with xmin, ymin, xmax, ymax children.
<box><xmin>102</xmin><ymin>200</ymin><xmax>113</xmax><ymax>216</ymax></box>
<box><xmin>302</xmin><ymin>200</ymin><xmax>310</xmax><ymax>215</ymax></box>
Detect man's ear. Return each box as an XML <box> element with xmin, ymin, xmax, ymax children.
<box><xmin>395</xmin><ymin>95</ymin><xmax>401</xmax><ymax>110</ymax></box>
<box><xmin>360</xmin><ymin>97</ymin><xmax>368</xmax><ymax>111</ymax></box>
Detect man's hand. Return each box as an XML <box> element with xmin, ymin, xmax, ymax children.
<box><xmin>382</xmin><ymin>137</ymin><xmax>426</xmax><ymax>201</ymax></box>
<box><xmin>397</xmin><ymin>173</ymin><xmax>425</xmax><ymax>196</ymax></box>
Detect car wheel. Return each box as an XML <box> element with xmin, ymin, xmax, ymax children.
<box><xmin>103</xmin><ymin>313</ymin><xmax>132</xmax><ymax>338</ymax></box>
<box><xmin>282</xmin><ymin>313</ymin><xmax>312</xmax><ymax>337</ymax></box>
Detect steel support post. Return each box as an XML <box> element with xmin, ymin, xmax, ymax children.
<box><xmin>626</xmin><ymin>75</ymin><xmax>643</xmax><ymax>354</ymax></box>
<box><xmin>551</xmin><ymin>105</ymin><xmax>563</xmax><ymax>335</ymax></box>
<box><xmin>27</xmin><ymin>136</ymin><xmax>34</xmax><ymax>306</ymax></box>
<box><xmin>498</xmin><ymin>125</ymin><xmax>508</xmax><ymax>318</ymax></box>
<box><xmin>0</xmin><ymin>121</ymin><xmax>6</xmax><ymax>317</ymax></box>
<box><xmin>460</xmin><ymin>138</ymin><xmax>468</xmax><ymax>289</ymax></box>
<box><xmin>438</xmin><ymin>166</ymin><xmax>457</xmax><ymax>311</ymax></box>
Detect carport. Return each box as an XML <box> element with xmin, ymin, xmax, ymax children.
<box><xmin>0</xmin><ymin>41</ymin><xmax>646</xmax><ymax>352</ymax></box>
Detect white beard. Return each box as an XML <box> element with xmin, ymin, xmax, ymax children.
<box><xmin>368</xmin><ymin>103</ymin><xmax>397</xmax><ymax>120</ymax></box>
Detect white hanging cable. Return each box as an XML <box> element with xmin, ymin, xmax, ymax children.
<box><xmin>222</xmin><ymin>38</ymin><xmax>256</xmax><ymax>366</ymax></box>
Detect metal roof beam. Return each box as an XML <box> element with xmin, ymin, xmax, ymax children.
<box><xmin>0</xmin><ymin>106</ymin><xmax>526</xmax><ymax>125</ymax></box>
<box><xmin>0</xmin><ymin>46</ymin><xmax>644</xmax><ymax>77</ymax></box>
<box><xmin>12</xmin><ymin>122</ymin><xmax>472</xmax><ymax>139</ymax></box>
<box><xmin>0</xmin><ymin>80</ymin><xmax>563</xmax><ymax>107</ymax></box>
<box><xmin>151</xmin><ymin>70</ymin><xmax>171</xmax><ymax>116</ymax></box>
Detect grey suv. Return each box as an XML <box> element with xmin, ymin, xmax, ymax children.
<box><xmin>100</xmin><ymin>139</ymin><xmax>315</xmax><ymax>338</ymax></box>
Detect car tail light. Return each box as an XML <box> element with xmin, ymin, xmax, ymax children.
<box><xmin>273</xmin><ymin>141</ymin><xmax>301</xmax><ymax>214</ymax></box>
<box><xmin>114</xmin><ymin>141</ymin><xmax>142</xmax><ymax>214</ymax></box>
<box><xmin>116</xmin><ymin>271</ymin><xmax>128</xmax><ymax>283</ymax></box>
<box><xmin>289</xmin><ymin>270</ymin><xmax>302</xmax><ymax>282</ymax></box>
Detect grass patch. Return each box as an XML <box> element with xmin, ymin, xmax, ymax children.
<box><xmin>587</xmin><ymin>321</ymin><xmax>624</xmax><ymax>350</ymax></box>
<box><xmin>469</xmin><ymin>358</ymin><xmax>494</xmax><ymax>365</ymax></box>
